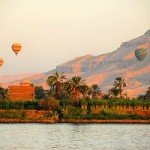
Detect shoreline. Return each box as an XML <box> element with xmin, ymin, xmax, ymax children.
<box><xmin>0</xmin><ymin>119</ymin><xmax>150</xmax><ymax>124</ymax></box>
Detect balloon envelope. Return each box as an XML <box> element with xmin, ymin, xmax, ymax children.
<box><xmin>0</xmin><ymin>57</ymin><xmax>4</xmax><ymax>67</ymax></box>
<box><xmin>135</xmin><ymin>49</ymin><xmax>147</xmax><ymax>61</ymax></box>
<box><xmin>12</xmin><ymin>43</ymin><xmax>22</xmax><ymax>55</ymax></box>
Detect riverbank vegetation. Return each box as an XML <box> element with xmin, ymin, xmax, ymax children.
<box><xmin>0</xmin><ymin>72</ymin><xmax>149</xmax><ymax>123</ymax></box>
<box><xmin>0</xmin><ymin>98</ymin><xmax>149</xmax><ymax>122</ymax></box>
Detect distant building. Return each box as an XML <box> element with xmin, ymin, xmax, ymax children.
<box><xmin>9</xmin><ymin>80</ymin><xmax>35</xmax><ymax>101</ymax></box>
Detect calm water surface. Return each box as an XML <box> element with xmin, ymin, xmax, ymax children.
<box><xmin>0</xmin><ymin>124</ymin><xmax>149</xmax><ymax>150</ymax></box>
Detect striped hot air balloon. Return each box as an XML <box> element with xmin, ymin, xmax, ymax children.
<box><xmin>0</xmin><ymin>57</ymin><xmax>4</xmax><ymax>67</ymax></box>
<box><xmin>135</xmin><ymin>48</ymin><xmax>147</xmax><ymax>62</ymax></box>
<box><xmin>12</xmin><ymin>43</ymin><xmax>22</xmax><ymax>55</ymax></box>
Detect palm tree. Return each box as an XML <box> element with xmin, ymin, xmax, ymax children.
<box><xmin>108</xmin><ymin>87</ymin><xmax>120</xmax><ymax>98</ymax></box>
<box><xmin>145</xmin><ymin>87</ymin><xmax>150</xmax><ymax>100</ymax></box>
<box><xmin>59</xmin><ymin>80</ymin><xmax>72</xmax><ymax>99</ymax></box>
<box><xmin>113</xmin><ymin>77</ymin><xmax>126</xmax><ymax>98</ymax></box>
<box><xmin>0</xmin><ymin>87</ymin><xmax>8</xmax><ymax>100</ymax></box>
<box><xmin>80</xmin><ymin>84</ymin><xmax>90</xmax><ymax>99</ymax></box>
<box><xmin>69</xmin><ymin>76</ymin><xmax>85</xmax><ymax>100</ymax></box>
<box><xmin>90</xmin><ymin>84</ymin><xmax>101</xmax><ymax>99</ymax></box>
<box><xmin>47</xmin><ymin>72</ymin><xmax>66</xmax><ymax>99</ymax></box>
<box><xmin>35</xmin><ymin>86</ymin><xmax>45</xmax><ymax>100</ymax></box>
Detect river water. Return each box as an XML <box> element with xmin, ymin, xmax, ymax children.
<box><xmin>0</xmin><ymin>124</ymin><xmax>149</xmax><ymax>150</ymax></box>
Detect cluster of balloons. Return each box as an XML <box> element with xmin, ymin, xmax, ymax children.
<box><xmin>0</xmin><ymin>43</ymin><xmax>22</xmax><ymax>68</ymax></box>
<box><xmin>0</xmin><ymin>43</ymin><xmax>148</xmax><ymax>68</ymax></box>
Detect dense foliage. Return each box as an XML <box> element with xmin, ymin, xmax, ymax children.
<box><xmin>0</xmin><ymin>72</ymin><xmax>149</xmax><ymax>121</ymax></box>
<box><xmin>0</xmin><ymin>98</ymin><xmax>149</xmax><ymax>110</ymax></box>
<box><xmin>35</xmin><ymin>86</ymin><xmax>45</xmax><ymax>99</ymax></box>
<box><xmin>0</xmin><ymin>87</ymin><xmax>8</xmax><ymax>100</ymax></box>
<box><xmin>0</xmin><ymin>110</ymin><xmax>26</xmax><ymax>119</ymax></box>
<box><xmin>0</xmin><ymin>101</ymin><xmax>40</xmax><ymax>110</ymax></box>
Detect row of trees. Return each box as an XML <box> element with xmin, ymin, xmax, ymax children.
<box><xmin>35</xmin><ymin>72</ymin><xmax>128</xmax><ymax>100</ymax></box>
<box><xmin>46</xmin><ymin>72</ymin><xmax>102</xmax><ymax>100</ymax></box>
<box><xmin>0</xmin><ymin>75</ymin><xmax>125</xmax><ymax>101</ymax></box>
<box><xmin>0</xmin><ymin>72</ymin><xmax>149</xmax><ymax>101</ymax></box>
<box><xmin>35</xmin><ymin>72</ymin><xmax>150</xmax><ymax>101</ymax></box>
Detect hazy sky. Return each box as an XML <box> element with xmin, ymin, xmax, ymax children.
<box><xmin>0</xmin><ymin>0</ymin><xmax>150</xmax><ymax>75</ymax></box>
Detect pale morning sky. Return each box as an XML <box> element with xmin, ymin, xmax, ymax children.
<box><xmin>0</xmin><ymin>0</ymin><xmax>150</xmax><ymax>75</ymax></box>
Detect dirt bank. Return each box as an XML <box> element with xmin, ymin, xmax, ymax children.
<box><xmin>0</xmin><ymin>118</ymin><xmax>150</xmax><ymax>124</ymax></box>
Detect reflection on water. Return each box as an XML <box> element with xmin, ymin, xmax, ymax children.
<box><xmin>0</xmin><ymin>124</ymin><xmax>149</xmax><ymax>150</ymax></box>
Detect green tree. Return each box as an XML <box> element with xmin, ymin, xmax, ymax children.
<box><xmin>113</xmin><ymin>77</ymin><xmax>126</xmax><ymax>98</ymax></box>
<box><xmin>89</xmin><ymin>84</ymin><xmax>101</xmax><ymax>98</ymax></box>
<box><xmin>69</xmin><ymin>76</ymin><xmax>85</xmax><ymax>100</ymax></box>
<box><xmin>145</xmin><ymin>87</ymin><xmax>150</xmax><ymax>100</ymax></box>
<box><xmin>58</xmin><ymin>80</ymin><xmax>73</xmax><ymax>99</ymax></box>
<box><xmin>0</xmin><ymin>87</ymin><xmax>8</xmax><ymax>100</ymax></box>
<box><xmin>108</xmin><ymin>87</ymin><xmax>120</xmax><ymax>98</ymax></box>
<box><xmin>35</xmin><ymin>86</ymin><xmax>45</xmax><ymax>100</ymax></box>
<box><xmin>38</xmin><ymin>97</ymin><xmax>59</xmax><ymax>111</ymax></box>
<box><xmin>47</xmin><ymin>72</ymin><xmax>66</xmax><ymax>99</ymax></box>
<box><xmin>80</xmin><ymin>84</ymin><xmax>90</xmax><ymax>99</ymax></box>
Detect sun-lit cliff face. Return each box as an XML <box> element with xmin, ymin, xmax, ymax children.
<box><xmin>1</xmin><ymin>29</ymin><xmax>150</xmax><ymax>98</ymax></box>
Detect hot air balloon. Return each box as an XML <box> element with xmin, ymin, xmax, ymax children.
<box><xmin>0</xmin><ymin>57</ymin><xmax>4</xmax><ymax>67</ymax></box>
<box><xmin>135</xmin><ymin>48</ymin><xmax>147</xmax><ymax>62</ymax></box>
<box><xmin>12</xmin><ymin>43</ymin><xmax>22</xmax><ymax>55</ymax></box>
